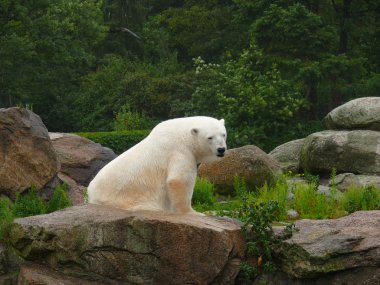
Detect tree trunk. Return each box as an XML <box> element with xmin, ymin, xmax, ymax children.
<box><xmin>338</xmin><ymin>0</ymin><xmax>352</xmax><ymax>54</ymax></box>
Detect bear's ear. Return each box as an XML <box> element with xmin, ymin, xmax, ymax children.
<box><xmin>220</xmin><ymin>118</ymin><xmax>225</xmax><ymax>125</ymax></box>
<box><xmin>191</xmin><ymin>128</ymin><xmax>199</xmax><ymax>136</ymax></box>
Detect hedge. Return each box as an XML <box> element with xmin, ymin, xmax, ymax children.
<box><xmin>76</xmin><ymin>130</ymin><xmax>150</xmax><ymax>154</ymax></box>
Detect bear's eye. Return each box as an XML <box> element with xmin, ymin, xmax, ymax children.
<box><xmin>222</xmin><ymin>134</ymin><xmax>226</xmax><ymax>138</ymax></box>
<box><xmin>208</xmin><ymin>136</ymin><xmax>213</xmax><ymax>140</ymax></box>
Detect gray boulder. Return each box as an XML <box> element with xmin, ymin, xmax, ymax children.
<box><xmin>329</xmin><ymin>173</ymin><xmax>380</xmax><ymax>191</ymax></box>
<box><xmin>8</xmin><ymin>204</ymin><xmax>245</xmax><ymax>284</ymax></box>
<box><xmin>323</xmin><ymin>97</ymin><xmax>380</xmax><ymax>131</ymax></box>
<box><xmin>300</xmin><ymin>130</ymin><xmax>380</xmax><ymax>175</ymax></box>
<box><xmin>269</xmin><ymin>139</ymin><xmax>305</xmax><ymax>173</ymax></box>
<box><xmin>332</xmin><ymin>173</ymin><xmax>361</xmax><ymax>192</ymax></box>
<box><xmin>0</xmin><ymin>108</ymin><xmax>59</xmax><ymax>197</ymax></box>
<box><xmin>270</xmin><ymin>211</ymin><xmax>380</xmax><ymax>285</ymax></box>
<box><xmin>49</xmin><ymin>133</ymin><xmax>117</xmax><ymax>186</ymax></box>
<box><xmin>357</xmin><ymin>175</ymin><xmax>380</xmax><ymax>188</ymax></box>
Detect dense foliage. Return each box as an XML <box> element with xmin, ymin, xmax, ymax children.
<box><xmin>0</xmin><ymin>184</ymin><xmax>72</xmax><ymax>242</ymax></box>
<box><xmin>1</xmin><ymin>0</ymin><xmax>379</xmax><ymax>150</ymax></box>
<box><xmin>76</xmin><ymin>130</ymin><xmax>149</xmax><ymax>154</ymax></box>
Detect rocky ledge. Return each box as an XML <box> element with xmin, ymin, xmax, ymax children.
<box><xmin>6</xmin><ymin>204</ymin><xmax>245</xmax><ymax>285</ymax></box>
<box><xmin>267</xmin><ymin>210</ymin><xmax>380</xmax><ymax>285</ymax></box>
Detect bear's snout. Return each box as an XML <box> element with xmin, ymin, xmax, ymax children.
<box><xmin>217</xmin><ymin>147</ymin><xmax>226</xmax><ymax>157</ymax></box>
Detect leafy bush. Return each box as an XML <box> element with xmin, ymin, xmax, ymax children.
<box><xmin>255</xmin><ymin>180</ymin><xmax>288</xmax><ymax>221</ymax></box>
<box><xmin>113</xmin><ymin>104</ymin><xmax>157</xmax><ymax>131</ymax></box>
<box><xmin>192</xmin><ymin>177</ymin><xmax>217</xmax><ymax>206</ymax></box>
<box><xmin>0</xmin><ymin>184</ymin><xmax>73</xmax><ymax>242</ymax></box>
<box><xmin>342</xmin><ymin>185</ymin><xmax>380</xmax><ymax>213</ymax></box>
<box><xmin>76</xmin><ymin>130</ymin><xmax>150</xmax><ymax>154</ymax></box>
<box><xmin>239</xmin><ymin>199</ymin><xmax>294</xmax><ymax>279</ymax></box>
<box><xmin>192</xmin><ymin>48</ymin><xmax>306</xmax><ymax>151</ymax></box>
<box><xmin>47</xmin><ymin>184</ymin><xmax>72</xmax><ymax>213</ymax></box>
<box><xmin>12</xmin><ymin>186</ymin><xmax>46</xmax><ymax>218</ymax></box>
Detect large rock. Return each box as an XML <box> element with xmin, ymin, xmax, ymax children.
<box><xmin>323</xmin><ymin>97</ymin><xmax>380</xmax><ymax>131</ymax></box>
<box><xmin>49</xmin><ymin>133</ymin><xmax>116</xmax><ymax>186</ymax></box>
<box><xmin>269</xmin><ymin>139</ymin><xmax>304</xmax><ymax>173</ymax></box>
<box><xmin>18</xmin><ymin>264</ymin><xmax>105</xmax><ymax>285</ymax></box>
<box><xmin>332</xmin><ymin>173</ymin><xmax>380</xmax><ymax>191</ymax></box>
<box><xmin>9</xmin><ymin>204</ymin><xmax>245</xmax><ymax>284</ymax></box>
<box><xmin>300</xmin><ymin>130</ymin><xmax>380</xmax><ymax>175</ymax></box>
<box><xmin>271</xmin><ymin>211</ymin><xmax>380</xmax><ymax>284</ymax></box>
<box><xmin>357</xmin><ymin>175</ymin><xmax>380</xmax><ymax>188</ymax></box>
<box><xmin>0</xmin><ymin>108</ymin><xmax>59</xmax><ymax>197</ymax></box>
<box><xmin>198</xmin><ymin>145</ymin><xmax>281</xmax><ymax>195</ymax></box>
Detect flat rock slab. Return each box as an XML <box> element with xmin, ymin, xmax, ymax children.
<box><xmin>10</xmin><ymin>204</ymin><xmax>245</xmax><ymax>285</ymax></box>
<box><xmin>274</xmin><ymin>211</ymin><xmax>380</xmax><ymax>280</ymax></box>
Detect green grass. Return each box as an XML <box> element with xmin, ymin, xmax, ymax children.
<box><xmin>192</xmin><ymin>177</ymin><xmax>217</xmax><ymax>206</ymax></box>
<box><xmin>342</xmin><ymin>185</ymin><xmax>380</xmax><ymax>213</ymax></box>
<box><xmin>193</xmin><ymin>172</ymin><xmax>380</xmax><ymax>221</ymax></box>
<box><xmin>46</xmin><ymin>184</ymin><xmax>72</xmax><ymax>214</ymax></box>
<box><xmin>0</xmin><ymin>197</ymin><xmax>14</xmax><ymax>242</ymax></box>
<box><xmin>292</xmin><ymin>182</ymin><xmax>343</xmax><ymax>219</ymax></box>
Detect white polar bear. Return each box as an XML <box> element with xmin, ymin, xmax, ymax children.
<box><xmin>87</xmin><ymin>116</ymin><xmax>227</xmax><ymax>214</ymax></box>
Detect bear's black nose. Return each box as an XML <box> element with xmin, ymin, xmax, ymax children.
<box><xmin>217</xmin><ymin>147</ymin><xmax>226</xmax><ymax>155</ymax></box>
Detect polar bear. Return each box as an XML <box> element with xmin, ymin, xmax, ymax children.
<box><xmin>87</xmin><ymin>116</ymin><xmax>227</xmax><ymax>214</ymax></box>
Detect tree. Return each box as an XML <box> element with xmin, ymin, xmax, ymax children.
<box><xmin>192</xmin><ymin>46</ymin><xmax>306</xmax><ymax>151</ymax></box>
<box><xmin>0</xmin><ymin>0</ymin><xmax>106</xmax><ymax>130</ymax></box>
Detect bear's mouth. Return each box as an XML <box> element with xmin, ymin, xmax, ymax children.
<box><xmin>217</xmin><ymin>153</ymin><xmax>225</xmax><ymax>157</ymax></box>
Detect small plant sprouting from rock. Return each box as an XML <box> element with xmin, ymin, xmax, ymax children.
<box><xmin>239</xmin><ymin>197</ymin><xmax>295</xmax><ymax>280</ymax></box>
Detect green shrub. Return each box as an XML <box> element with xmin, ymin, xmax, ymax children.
<box><xmin>342</xmin><ymin>185</ymin><xmax>380</xmax><ymax>213</ymax></box>
<box><xmin>239</xmin><ymin>199</ymin><xmax>295</xmax><ymax>279</ymax></box>
<box><xmin>0</xmin><ymin>197</ymin><xmax>14</xmax><ymax>242</ymax></box>
<box><xmin>192</xmin><ymin>177</ymin><xmax>217</xmax><ymax>206</ymax></box>
<box><xmin>12</xmin><ymin>186</ymin><xmax>46</xmax><ymax>218</ymax></box>
<box><xmin>76</xmin><ymin>130</ymin><xmax>150</xmax><ymax>154</ymax></box>
<box><xmin>234</xmin><ymin>176</ymin><xmax>248</xmax><ymax>198</ymax></box>
<box><xmin>255</xmin><ymin>180</ymin><xmax>288</xmax><ymax>221</ymax></box>
<box><xmin>0</xmin><ymin>184</ymin><xmax>74</xmax><ymax>243</ymax></box>
<box><xmin>292</xmin><ymin>181</ymin><xmax>343</xmax><ymax>219</ymax></box>
<box><xmin>113</xmin><ymin>104</ymin><xmax>157</xmax><ymax>131</ymax></box>
<box><xmin>47</xmin><ymin>184</ymin><xmax>72</xmax><ymax>213</ymax></box>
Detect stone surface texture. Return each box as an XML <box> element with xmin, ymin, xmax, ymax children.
<box><xmin>0</xmin><ymin>108</ymin><xmax>59</xmax><ymax>197</ymax></box>
<box><xmin>198</xmin><ymin>145</ymin><xmax>281</xmax><ymax>194</ymax></box>
<box><xmin>300</xmin><ymin>130</ymin><xmax>380</xmax><ymax>175</ymax></box>
<box><xmin>323</xmin><ymin>97</ymin><xmax>380</xmax><ymax>131</ymax></box>
<box><xmin>273</xmin><ymin>211</ymin><xmax>380</xmax><ymax>281</ymax></box>
<box><xmin>49</xmin><ymin>133</ymin><xmax>116</xmax><ymax>186</ymax></box>
<box><xmin>269</xmin><ymin>139</ymin><xmax>305</xmax><ymax>173</ymax></box>
<box><xmin>9</xmin><ymin>204</ymin><xmax>245</xmax><ymax>285</ymax></box>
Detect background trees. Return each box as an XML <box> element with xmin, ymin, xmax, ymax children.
<box><xmin>1</xmin><ymin>0</ymin><xmax>379</xmax><ymax>150</ymax></box>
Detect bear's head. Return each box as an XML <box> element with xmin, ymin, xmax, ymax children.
<box><xmin>191</xmin><ymin>118</ymin><xmax>227</xmax><ymax>163</ymax></box>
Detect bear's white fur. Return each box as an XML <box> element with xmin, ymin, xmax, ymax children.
<box><xmin>87</xmin><ymin>116</ymin><xmax>227</xmax><ymax>214</ymax></box>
